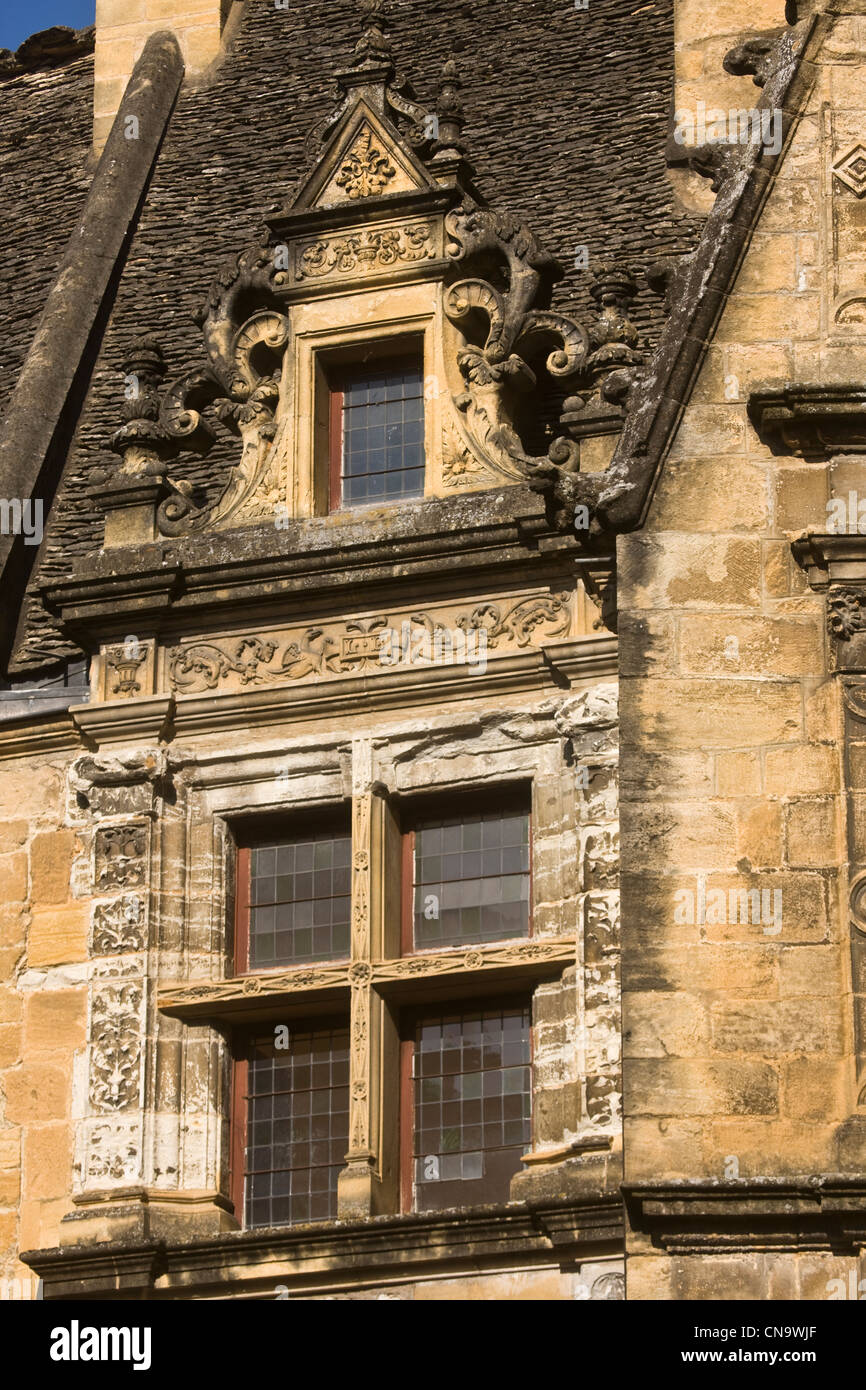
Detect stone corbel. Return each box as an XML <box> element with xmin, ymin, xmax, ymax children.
<box><xmin>793</xmin><ymin>532</ymin><xmax>866</xmax><ymax>666</ymax></box>
<box><xmin>749</xmin><ymin>385</ymin><xmax>866</xmax><ymax>460</ymax></box>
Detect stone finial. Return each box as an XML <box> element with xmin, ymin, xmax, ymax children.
<box><xmin>351</xmin><ymin>0</ymin><xmax>394</xmax><ymax>71</ymax></box>
<box><xmin>559</xmin><ymin>264</ymin><xmax>644</xmax><ymax>441</ymax></box>
<box><xmin>110</xmin><ymin>338</ymin><xmax>171</xmax><ymax>475</ymax></box>
<box><xmin>432</xmin><ymin>59</ymin><xmax>467</xmax><ymax>160</ymax></box>
<box><xmin>587</xmin><ymin>265</ymin><xmax>639</xmax><ymax>355</ymax></box>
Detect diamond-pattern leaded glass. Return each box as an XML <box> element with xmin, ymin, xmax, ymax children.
<box><xmin>412</xmin><ymin>1006</ymin><xmax>531</xmax><ymax>1212</ymax></box>
<box><xmin>413</xmin><ymin>806</ymin><xmax>530</xmax><ymax>949</ymax></box>
<box><xmin>340</xmin><ymin>362</ymin><xmax>425</xmax><ymax>506</ymax></box>
<box><xmin>245</xmin><ymin>1027</ymin><xmax>350</xmax><ymax>1229</ymax></box>
<box><xmin>249</xmin><ymin>831</ymin><xmax>351</xmax><ymax>968</ymax></box>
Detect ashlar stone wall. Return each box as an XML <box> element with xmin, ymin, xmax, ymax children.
<box><xmin>620</xmin><ymin>7</ymin><xmax>866</xmax><ymax>1300</ymax></box>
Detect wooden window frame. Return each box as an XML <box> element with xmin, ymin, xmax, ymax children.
<box><xmin>399</xmin><ymin>785</ymin><xmax>534</xmax><ymax>957</ymax></box>
<box><xmin>232</xmin><ymin>812</ymin><xmax>352</xmax><ymax>975</ymax></box>
<box><xmin>398</xmin><ymin>992</ymin><xmax>533</xmax><ymax>1215</ymax></box>
<box><xmin>325</xmin><ymin>345</ymin><xmax>425</xmax><ymax>515</ymax></box>
<box><xmin>328</xmin><ymin>383</ymin><xmax>344</xmax><ymax>512</ymax></box>
<box><xmin>230</xmin><ymin>1047</ymin><xmax>249</xmax><ymax>1227</ymax></box>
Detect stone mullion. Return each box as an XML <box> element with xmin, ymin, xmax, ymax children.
<box><xmin>339</xmin><ymin>747</ymin><xmax>383</xmax><ymax>1216</ymax></box>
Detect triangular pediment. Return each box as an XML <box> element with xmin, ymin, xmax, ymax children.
<box><xmin>292</xmin><ymin>101</ymin><xmax>437</xmax><ymax>212</ymax></box>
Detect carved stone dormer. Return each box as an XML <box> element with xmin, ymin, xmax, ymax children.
<box><xmin>96</xmin><ymin>2</ymin><xmax>632</xmax><ymax>550</ymax></box>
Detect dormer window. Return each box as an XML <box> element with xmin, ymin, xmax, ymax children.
<box><xmin>328</xmin><ymin>349</ymin><xmax>425</xmax><ymax>510</ymax></box>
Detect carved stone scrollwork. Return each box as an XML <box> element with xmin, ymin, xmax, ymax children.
<box><xmin>99</xmin><ymin>237</ymin><xmax>292</xmax><ymax>540</ymax></box>
<box><xmin>92</xmin><ymin>895</ymin><xmax>146</xmax><ymax>955</ymax></box>
<box><xmin>443</xmin><ymin>207</ymin><xmax>643</xmax><ymax>504</ymax></box>
<box><xmin>167</xmin><ymin>595</ymin><xmax>572</xmax><ymax>693</ymax></box>
<box><xmin>296</xmin><ymin>223</ymin><xmax>435</xmax><ymax>279</ymax></box>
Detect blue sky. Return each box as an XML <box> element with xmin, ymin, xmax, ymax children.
<box><xmin>0</xmin><ymin>1</ymin><xmax>95</xmax><ymax>52</ymax></box>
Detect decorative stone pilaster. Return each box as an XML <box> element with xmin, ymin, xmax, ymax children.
<box><xmin>794</xmin><ymin>528</ymin><xmax>866</xmax><ymax>1142</ymax></box>
<box><xmin>61</xmin><ymin>748</ymin><xmax>233</xmax><ymax>1246</ymax></box>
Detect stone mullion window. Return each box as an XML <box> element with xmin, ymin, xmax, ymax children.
<box><xmin>155</xmin><ymin>712</ymin><xmax>618</xmax><ymax>1229</ymax></box>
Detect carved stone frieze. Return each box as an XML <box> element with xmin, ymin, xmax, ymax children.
<box><xmin>158</xmin><ymin>963</ymin><xmax>350</xmax><ymax>1014</ymax></box>
<box><xmin>166</xmin><ymin>594</ymin><xmax>574</xmax><ymax>694</ymax></box>
<box><xmin>374</xmin><ymin>938</ymin><xmax>575</xmax><ymax>980</ymax></box>
<box><xmin>88</xmin><ymin>984</ymin><xmax>144</xmax><ymax>1112</ymax></box>
<box><xmin>94</xmin><ymin>824</ymin><xmax>148</xmax><ymax>890</ymax></box>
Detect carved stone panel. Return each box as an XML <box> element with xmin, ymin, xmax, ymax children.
<box><xmin>292</xmin><ymin>221</ymin><xmax>438</xmax><ymax>287</ymax></box>
<box><xmin>88</xmin><ymin>983</ymin><xmax>145</xmax><ymax>1113</ymax></box>
<box><xmin>94</xmin><ymin>824</ymin><xmax>148</xmax><ymax>889</ymax></box>
<box><xmin>91</xmin><ymin>894</ymin><xmax>147</xmax><ymax>955</ymax></box>
<box><xmin>823</xmin><ymin>107</ymin><xmax>866</xmax><ymax>335</ymax></box>
<box><xmin>165</xmin><ymin>592</ymin><xmax>577</xmax><ymax>696</ymax></box>
<box><xmin>81</xmin><ymin>1118</ymin><xmax>143</xmax><ymax>1188</ymax></box>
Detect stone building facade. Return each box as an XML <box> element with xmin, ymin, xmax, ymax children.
<box><xmin>0</xmin><ymin>0</ymin><xmax>864</xmax><ymax>1301</ymax></box>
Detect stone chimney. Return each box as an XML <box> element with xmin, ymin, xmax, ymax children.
<box><xmin>94</xmin><ymin>0</ymin><xmax>232</xmax><ymax>151</ymax></box>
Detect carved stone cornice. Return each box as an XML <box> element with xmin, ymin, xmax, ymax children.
<box><xmin>748</xmin><ymin>384</ymin><xmax>866</xmax><ymax>459</ymax></box>
<box><xmin>70</xmin><ymin>696</ymin><xmax>175</xmax><ymax>747</ymax></box>
<box><xmin>42</xmin><ymin>490</ymin><xmax>590</xmax><ymax>640</ymax></box>
<box><xmin>23</xmin><ymin>1196</ymin><xmax>624</xmax><ymax>1300</ymax></box>
<box><xmin>624</xmin><ymin>1178</ymin><xmax>866</xmax><ymax>1254</ymax></box>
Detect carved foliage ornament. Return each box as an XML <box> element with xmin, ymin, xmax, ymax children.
<box><xmin>94</xmin><ymin>824</ymin><xmax>148</xmax><ymax>890</ymax></box>
<box><xmin>829</xmin><ymin>587</ymin><xmax>866</xmax><ymax>641</ymax></box>
<box><xmin>296</xmin><ymin>223</ymin><xmax>434</xmax><ymax>279</ymax></box>
<box><xmin>86</xmin><ymin>1121</ymin><xmax>140</xmax><ymax>1184</ymax></box>
<box><xmin>335</xmin><ymin>126</ymin><xmax>396</xmax><ymax>199</ymax></box>
<box><xmin>92</xmin><ymin>894</ymin><xmax>146</xmax><ymax>955</ymax></box>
